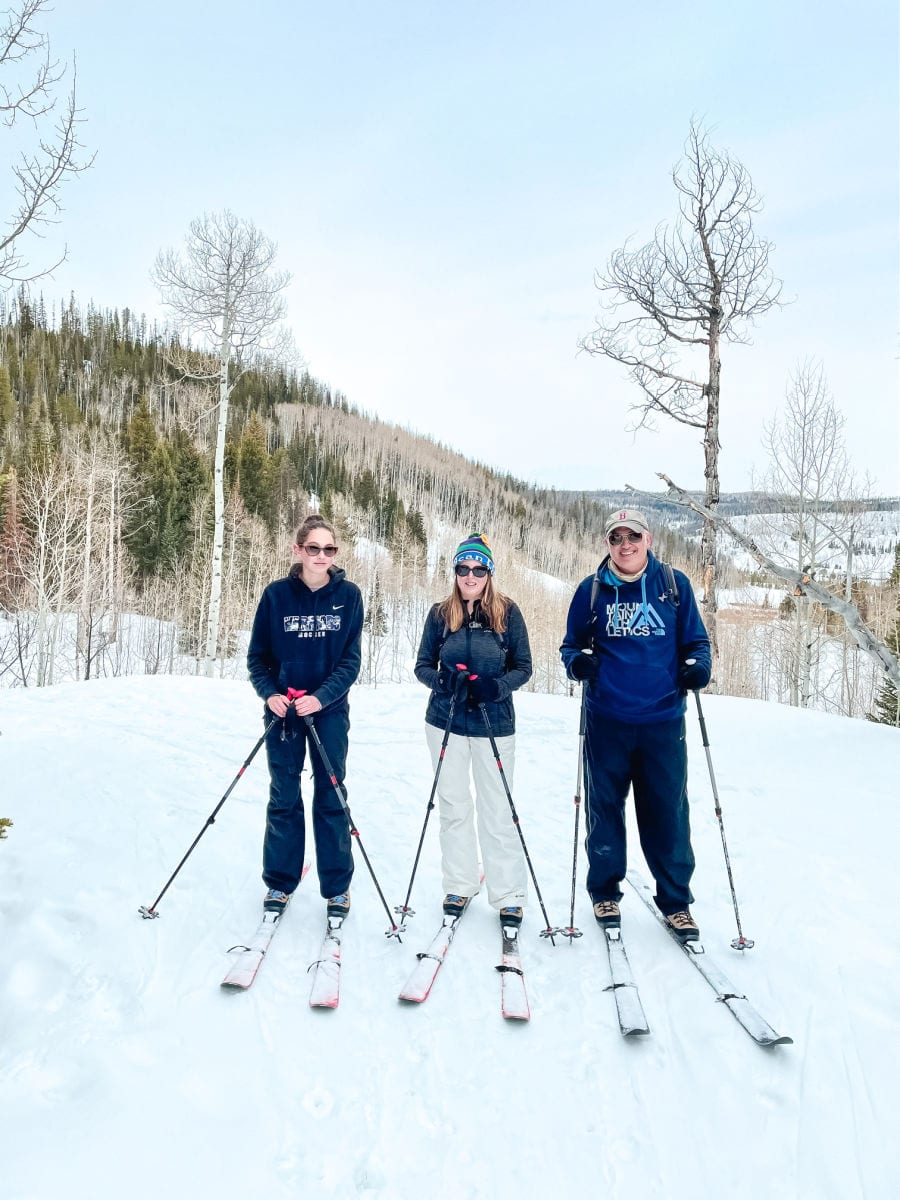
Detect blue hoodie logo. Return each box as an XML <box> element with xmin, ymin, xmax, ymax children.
<box><xmin>606</xmin><ymin>601</ymin><xmax>666</xmax><ymax>637</ymax></box>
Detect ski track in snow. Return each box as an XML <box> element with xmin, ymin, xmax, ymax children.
<box><xmin>1</xmin><ymin>676</ymin><xmax>899</xmax><ymax>1199</ymax></box>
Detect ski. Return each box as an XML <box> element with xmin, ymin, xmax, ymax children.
<box><xmin>598</xmin><ymin>921</ymin><xmax>650</xmax><ymax>1036</ymax></box>
<box><xmin>625</xmin><ymin>869</ymin><xmax>792</xmax><ymax>1047</ymax></box>
<box><xmin>308</xmin><ymin>915</ymin><xmax>344</xmax><ymax>1009</ymax></box>
<box><xmin>220</xmin><ymin>864</ymin><xmax>310</xmax><ymax>991</ymax></box>
<box><xmin>221</xmin><ymin>909</ymin><xmax>286</xmax><ymax>991</ymax></box>
<box><xmin>398</xmin><ymin>897</ymin><xmax>474</xmax><ymax>1004</ymax></box>
<box><xmin>497</xmin><ymin>921</ymin><xmax>530</xmax><ymax>1021</ymax></box>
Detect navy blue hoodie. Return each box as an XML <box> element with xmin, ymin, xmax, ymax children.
<box><xmin>560</xmin><ymin>553</ymin><xmax>710</xmax><ymax>724</ymax></box>
<box><xmin>247</xmin><ymin>566</ymin><xmax>363</xmax><ymax>713</ymax></box>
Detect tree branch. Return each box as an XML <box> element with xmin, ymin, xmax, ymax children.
<box><xmin>629</xmin><ymin>474</ymin><xmax>900</xmax><ymax>690</ymax></box>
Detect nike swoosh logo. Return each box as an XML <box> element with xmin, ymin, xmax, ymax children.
<box><xmin>333</xmin><ymin>605</ymin><xmax>344</xmax><ymax>610</ymax></box>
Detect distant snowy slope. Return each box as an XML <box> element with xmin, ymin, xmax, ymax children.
<box><xmin>1</xmin><ymin>677</ymin><xmax>898</xmax><ymax>1200</ymax></box>
<box><xmin>726</xmin><ymin>508</ymin><xmax>899</xmax><ymax>583</ymax></box>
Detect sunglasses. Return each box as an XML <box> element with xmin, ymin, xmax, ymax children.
<box><xmin>455</xmin><ymin>564</ymin><xmax>489</xmax><ymax>578</ymax></box>
<box><xmin>303</xmin><ymin>543</ymin><xmax>338</xmax><ymax>557</ymax></box>
<box><xmin>608</xmin><ymin>530</ymin><xmax>644</xmax><ymax>546</ymax></box>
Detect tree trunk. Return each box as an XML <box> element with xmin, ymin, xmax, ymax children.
<box><xmin>107</xmin><ymin>473</ymin><xmax>119</xmax><ymax>645</ymax></box>
<box><xmin>797</xmin><ymin>597</ymin><xmax>815</xmax><ymax>708</ymax></box>
<box><xmin>701</xmin><ymin>316</ymin><xmax>721</xmax><ymax>679</ymax></box>
<box><xmin>77</xmin><ymin>465</ymin><xmax>95</xmax><ymax>673</ymax></box>
<box><xmin>204</xmin><ymin>329</ymin><xmax>231</xmax><ymax>677</ymax></box>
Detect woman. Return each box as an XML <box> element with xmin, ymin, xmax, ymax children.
<box><xmin>414</xmin><ymin>534</ymin><xmax>533</xmax><ymax>925</ymax></box>
<box><xmin>247</xmin><ymin>515</ymin><xmax>364</xmax><ymax>918</ymax></box>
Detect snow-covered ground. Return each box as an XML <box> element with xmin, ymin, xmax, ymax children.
<box><xmin>2</xmin><ymin>677</ymin><xmax>899</xmax><ymax>1200</ymax></box>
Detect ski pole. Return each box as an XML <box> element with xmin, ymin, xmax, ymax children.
<box><xmin>294</xmin><ymin>692</ymin><xmax>400</xmax><ymax>941</ymax></box>
<box><xmin>561</xmin><ymin>683</ymin><xmax>587</xmax><ymax>942</ymax></box>
<box><xmin>474</xmin><ymin>691</ymin><xmax>560</xmax><ymax>945</ymax></box>
<box><xmin>394</xmin><ymin>667</ymin><xmax>468</xmax><ymax>931</ymax></box>
<box><xmin>139</xmin><ymin>715</ymin><xmax>278</xmax><ymax>919</ymax></box>
<box><xmin>691</xmin><ymin>688</ymin><xmax>754</xmax><ymax>951</ymax></box>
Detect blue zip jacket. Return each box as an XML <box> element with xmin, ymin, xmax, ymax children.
<box><xmin>414</xmin><ymin>600</ymin><xmax>532</xmax><ymax>737</ymax></box>
<box><xmin>247</xmin><ymin>566</ymin><xmax>363</xmax><ymax>713</ymax></box>
<box><xmin>560</xmin><ymin>553</ymin><xmax>710</xmax><ymax>724</ymax></box>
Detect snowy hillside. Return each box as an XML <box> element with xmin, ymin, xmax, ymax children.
<box><xmin>2</xmin><ymin>677</ymin><xmax>898</xmax><ymax>1200</ymax></box>
<box><xmin>726</xmin><ymin>507</ymin><xmax>899</xmax><ymax>583</ymax></box>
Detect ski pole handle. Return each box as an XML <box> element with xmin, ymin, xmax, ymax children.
<box><xmin>452</xmin><ymin>663</ymin><xmax>470</xmax><ymax>696</ymax></box>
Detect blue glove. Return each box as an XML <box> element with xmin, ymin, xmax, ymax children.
<box><xmin>570</xmin><ymin>653</ymin><xmax>598</xmax><ymax>682</ymax></box>
<box><xmin>678</xmin><ymin>659</ymin><xmax>710</xmax><ymax>690</ymax></box>
<box><xmin>468</xmin><ymin>675</ymin><xmax>501</xmax><ymax>705</ymax></box>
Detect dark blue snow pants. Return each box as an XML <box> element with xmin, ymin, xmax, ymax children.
<box><xmin>262</xmin><ymin>706</ymin><xmax>354</xmax><ymax>899</ymax></box>
<box><xmin>583</xmin><ymin>713</ymin><xmax>695</xmax><ymax>915</ymax></box>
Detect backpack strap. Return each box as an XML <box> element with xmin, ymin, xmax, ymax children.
<box><xmin>588</xmin><ymin>563</ymin><xmax>604</xmax><ymax>651</ymax></box>
<box><xmin>662</xmin><ymin>562</ymin><xmax>680</xmax><ymax>608</ymax></box>
<box><xmin>436</xmin><ymin>615</ymin><xmax>507</xmax><ymax>660</ymax></box>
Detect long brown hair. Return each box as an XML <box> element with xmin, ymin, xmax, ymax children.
<box><xmin>290</xmin><ymin>515</ymin><xmax>338</xmax><ymax>579</ymax></box>
<box><xmin>438</xmin><ymin>573</ymin><xmax>510</xmax><ymax>634</ymax></box>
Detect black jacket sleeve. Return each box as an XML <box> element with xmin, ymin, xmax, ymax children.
<box><xmin>247</xmin><ymin>588</ymin><xmax>280</xmax><ymax>701</ymax></box>
<box><xmin>413</xmin><ymin>605</ymin><xmax>444</xmax><ymax>692</ymax></box>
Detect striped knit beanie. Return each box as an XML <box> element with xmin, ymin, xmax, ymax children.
<box><xmin>453</xmin><ymin>533</ymin><xmax>494</xmax><ymax>575</ymax></box>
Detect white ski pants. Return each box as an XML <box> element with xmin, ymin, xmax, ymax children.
<box><xmin>425</xmin><ymin>724</ymin><xmax>528</xmax><ymax>910</ymax></box>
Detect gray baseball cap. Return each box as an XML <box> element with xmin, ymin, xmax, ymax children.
<box><xmin>604</xmin><ymin>508</ymin><xmax>650</xmax><ymax>537</ymax></box>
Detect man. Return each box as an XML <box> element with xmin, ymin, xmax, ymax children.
<box><xmin>560</xmin><ymin>508</ymin><xmax>711</xmax><ymax>940</ymax></box>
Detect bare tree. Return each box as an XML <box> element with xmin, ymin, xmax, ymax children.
<box><xmin>1</xmin><ymin>0</ymin><xmax>92</xmax><ymax>286</ymax></box>
<box><xmin>581</xmin><ymin>120</ymin><xmax>782</xmax><ymax>673</ymax></box>
<box><xmin>641</xmin><ymin>475</ymin><xmax>900</xmax><ymax>694</ymax></box>
<box><xmin>152</xmin><ymin>211</ymin><xmax>292</xmax><ymax>676</ymax></box>
<box><xmin>756</xmin><ymin>362</ymin><xmax>848</xmax><ymax>705</ymax></box>
<box><xmin>13</xmin><ymin>447</ymin><xmax>84</xmax><ymax>685</ymax></box>
<box><xmin>72</xmin><ymin>436</ymin><xmax>132</xmax><ymax>679</ymax></box>
<box><xmin>750</xmin><ymin>365</ymin><xmax>884</xmax><ymax>713</ymax></box>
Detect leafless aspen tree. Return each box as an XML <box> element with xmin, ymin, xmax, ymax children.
<box><xmin>72</xmin><ymin>437</ymin><xmax>132</xmax><ymax>679</ymax></box>
<box><xmin>582</xmin><ymin>121</ymin><xmax>781</xmax><ymax>674</ymax></box>
<box><xmin>14</xmin><ymin>453</ymin><xmax>83</xmax><ymax>685</ymax></box>
<box><xmin>153</xmin><ymin>212</ymin><xmax>292</xmax><ymax>676</ymax></box>
<box><xmin>758</xmin><ymin>362</ymin><xmax>848</xmax><ymax>706</ymax></box>
<box><xmin>1</xmin><ymin>0</ymin><xmax>92</xmax><ymax>285</ymax></box>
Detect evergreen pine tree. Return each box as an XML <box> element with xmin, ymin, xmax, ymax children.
<box><xmin>870</xmin><ymin>543</ymin><xmax>900</xmax><ymax>727</ymax></box>
<box><xmin>170</xmin><ymin>428</ymin><xmax>210</xmax><ymax>560</ymax></box>
<box><xmin>124</xmin><ymin>399</ymin><xmax>158</xmax><ymax>473</ymax></box>
<box><xmin>364</xmin><ymin>574</ymin><xmax>389</xmax><ymax>636</ymax></box>
<box><xmin>0</xmin><ymin>364</ymin><xmax>14</xmax><ymax>431</ymax></box>
<box><xmin>354</xmin><ymin>468</ymin><xmax>378</xmax><ymax>512</ymax></box>
<box><xmin>238</xmin><ymin>414</ymin><xmax>271</xmax><ymax>524</ymax></box>
<box><xmin>123</xmin><ymin>402</ymin><xmax>179</xmax><ymax>575</ymax></box>
<box><xmin>0</xmin><ymin>468</ymin><xmax>27</xmax><ymax>608</ymax></box>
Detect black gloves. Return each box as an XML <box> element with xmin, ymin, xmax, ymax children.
<box><xmin>678</xmin><ymin>659</ymin><xmax>710</xmax><ymax>690</ymax></box>
<box><xmin>570</xmin><ymin>653</ymin><xmax>599</xmax><ymax>682</ymax></box>
<box><xmin>437</xmin><ymin>666</ymin><xmax>502</xmax><ymax>705</ymax></box>
<box><xmin>467</xmin><ymin>675</ymin><xmax>501</xmax><ymax>705</ymax></box>
<box><xmin>438</xmin><ymin>664</ymin><xmax>471</xmax><ymax>696</ymax></box>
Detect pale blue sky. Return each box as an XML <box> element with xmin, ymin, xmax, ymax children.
<box><xmin>25</xmin><ymin>0</ymin><xmax>900</xmax><ymax>493</ymax></box>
